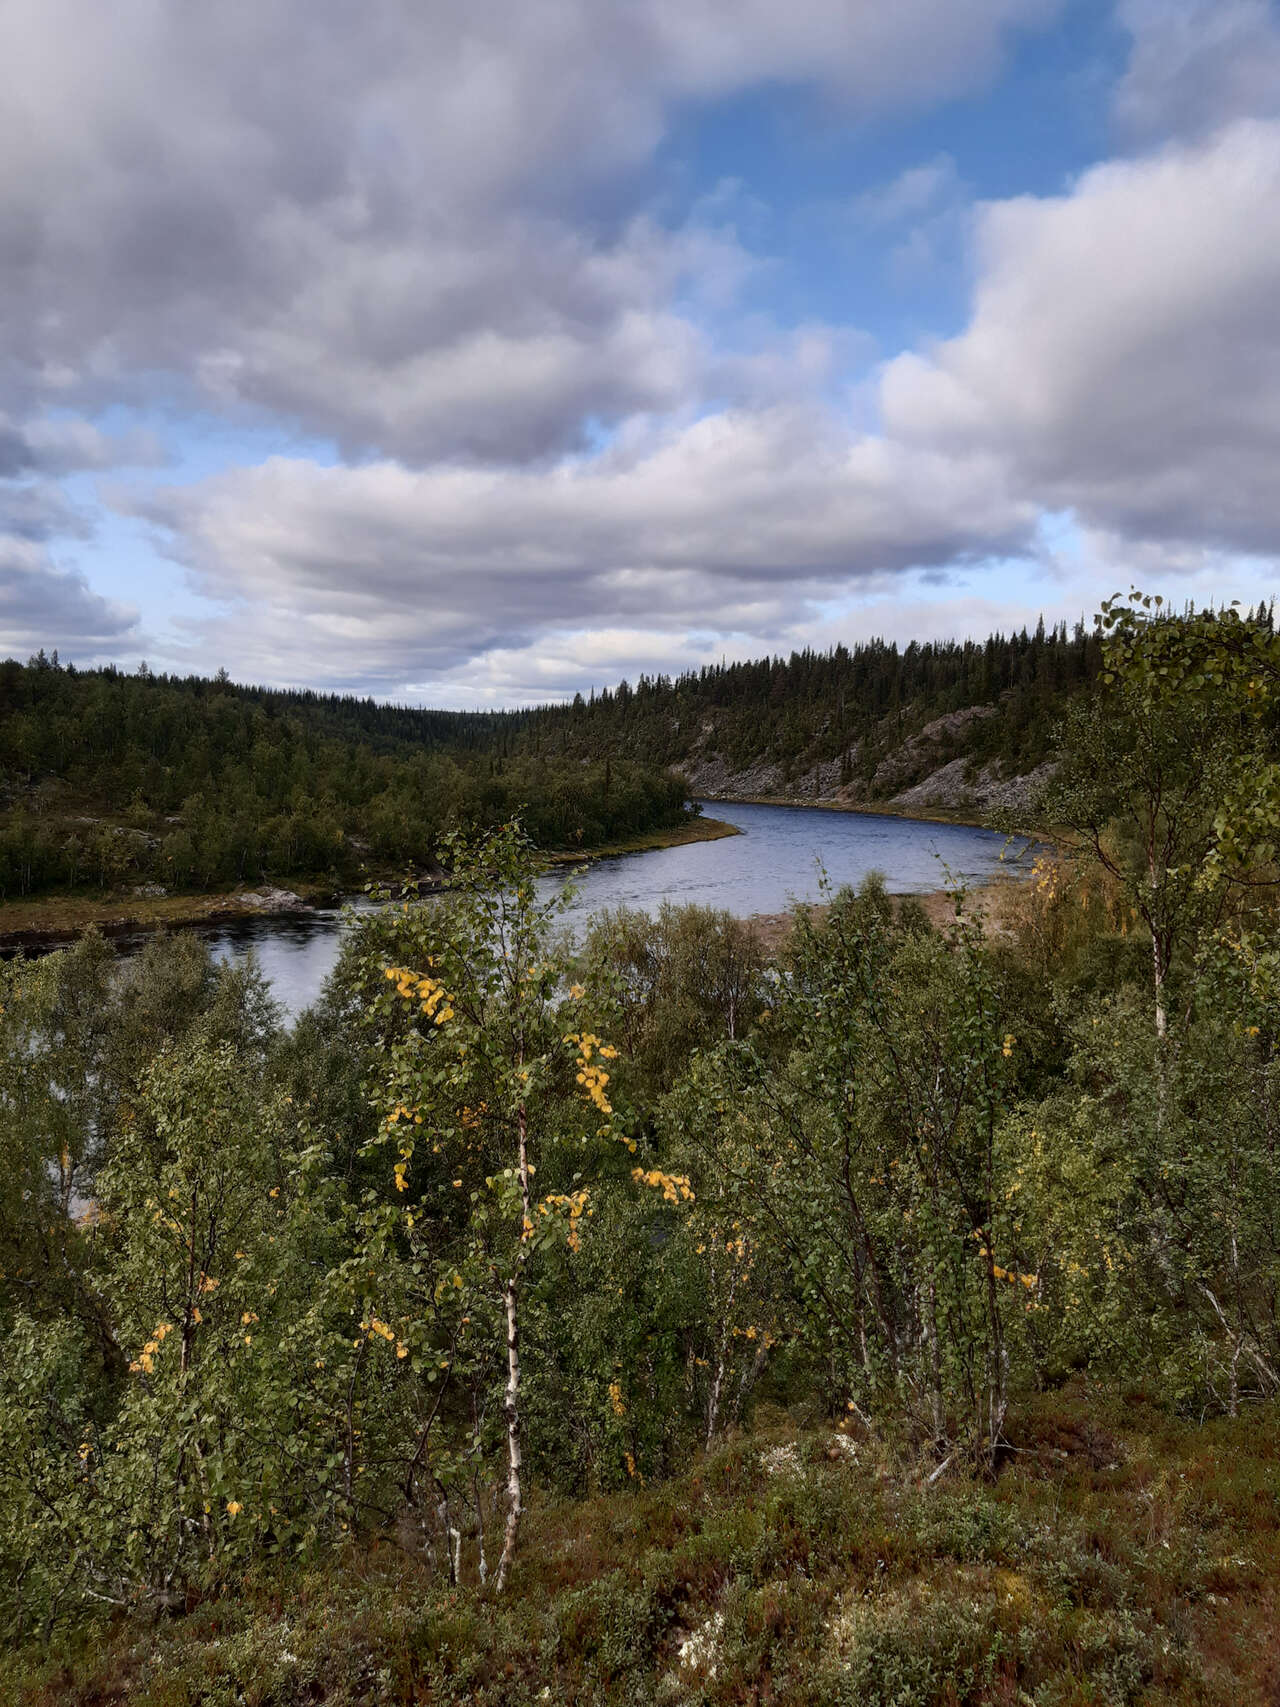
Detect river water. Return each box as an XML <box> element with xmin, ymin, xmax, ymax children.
<box><xmin>191</xmin><ymin>801</ymin><xmax>1027</xmax><ymax>1018</ymax></box>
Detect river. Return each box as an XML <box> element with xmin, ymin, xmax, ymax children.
<box><xmin>192</xmin><ymin>801</ymin><xmax>1028</xmax><ymax>1018</ymax></box>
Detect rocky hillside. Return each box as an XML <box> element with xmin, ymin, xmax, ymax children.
<box><xmin>682</xmin><ymin>706</ymin><xmax>1056</xmax><ymax>817</ymax></box>
<box><xmin>515</xmin><ymin>624</ymin><xmax>1098</xmax><ymax>820</ymax></box>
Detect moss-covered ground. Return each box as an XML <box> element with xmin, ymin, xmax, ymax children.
<box><xmin>9</xmin><ymin>1386</ymin><xmax>1278</xmax><ymax>1707</ymax></box>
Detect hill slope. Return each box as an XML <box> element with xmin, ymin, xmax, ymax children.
<box><xmin>0</xmin><ymin>657</ymin><xmax>688</xmax><ymax>902</ymax></box>
<box><xmin>9</xmin><ymin>1391</ymin><xmax>1277</xmax><ymax>1706</ymax></box>
<box><xmin>514</xmin><ymin>621</ymin><xmax>1104</xmax><ymax>814</ymax></box>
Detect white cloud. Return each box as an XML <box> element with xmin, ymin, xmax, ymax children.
<box><xmin>126</xmin><ymin>407</ymin><xmax>1032</xmax><ymax>690</ymax></box>
<box><xmin>880</xmin><ymin>119</ymin><xmax>1280</xmax><ymax>556</ymax></box>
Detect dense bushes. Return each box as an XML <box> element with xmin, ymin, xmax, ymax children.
<box><xmin>5</xmin><ymin>828</ymin><xmax>1280</xmax><ymax>1640</ymax></box>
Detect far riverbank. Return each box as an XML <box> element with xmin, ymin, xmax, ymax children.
<box><xmin>694</xmin><ymin>791</ymin><xmax>1021</xmax><ymax>835</ymax></box>
<box><xmin>0</xmin><ymin>814</ymin><xmax>741</xmax><ymax>954</ymax></box>
<box><xmin>744</xmin><ymin>870</ymin><xmax>1033</xmax><ymax>955</ymax></box>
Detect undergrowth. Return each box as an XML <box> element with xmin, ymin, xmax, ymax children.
<box><xmin>7</xmin><ymin>1387</ymin><xmax>1279</xmax><ymax>1707</ymax></box>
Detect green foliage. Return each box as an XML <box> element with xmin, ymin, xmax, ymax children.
<box><xmin>665</xmin><ymin>876</ymin><xmax>1045</xmax><ymax>1458</ymax></box>
<box><xmin>1035</xmin><ymin>591</ymin><xmax>1280</xmax><ymax>1033</ymax></box>
<box><xmin>1009</xmin><ymin>969</ymin><xmax>1280</xmax><ymax>1408</ymax></box>
<box><xmin>8</xmin><ymin>578</ymin><xmax>1280</xmax><ymax>1699</ymax></box>
<box><xmin>0</xmin><ymin>657</ymin><xmax>690</xmax><ymax>900</ymax></box>
<box><xmin>0</xmin><ymin>961</ymin><xmax>365</xmax><ymax>1629</ymax></box>
<box><xmin>509</xmin><ymin>619</ymin><xmax>1102</xmax><ymax>788</ymax></box>
<box><xmin>577</xmin><ymin>902</ymin><xmax>770</xmax><ymax>1097</ymax></box>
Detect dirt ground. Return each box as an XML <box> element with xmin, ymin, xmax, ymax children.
<box><xmin>745</xmin><ymin>874</ymin><xmax>1029</xmax><ymax>956</ymax></box>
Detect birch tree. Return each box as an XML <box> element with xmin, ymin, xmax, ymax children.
<box><xmin>1039</xmin><ymin>592</ymin><xmax>1280</xmax><ymax>1037</ymax></box>
<box><xmin>367</xmin><ymin>823</ymin><xmax>627</xmax><ymax>1589</ymax></box>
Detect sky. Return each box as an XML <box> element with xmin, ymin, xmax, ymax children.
<box><xmin>2</xmin><ymin>0</ymin><xmax>1280</xmax><ymax>706</ymax></box>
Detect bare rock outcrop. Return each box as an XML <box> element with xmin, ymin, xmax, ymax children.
<box><xmin>890</xmin><ymin>758</ymin><xmax>1057</xmax><ymax>815</ymax></box>
<box><xmin>231</xmin><ymin>887</ymin><xmax>309</xmax><ymax>914</ymax></box>
<box><xmin>869</xmin><ymin>707</ymin><xmax>999</xmax><ymax>795</ymax></box>
<box><xmin>682</xmin><ymin>753</ymin><xmax>788</xmax><ymax>798</ymax></box>
<box><xmin>681</xmin><ymin>702</ymin><xmax>1053</xmax><ymax>819</ymax></box>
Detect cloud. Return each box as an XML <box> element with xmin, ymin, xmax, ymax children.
<box><xmin>1114</xmin><ymin>0</ymin><xmax>1280</xmax><ymax>142</ymax></box>
<box><xmin>15</xmin><ymin>0</ymin><xmax>1280</xmax><ymax>702</ymax></box>
<box><xmin>0</xmin><ymin>481</ymin><xmax>94</xmax><ymax>544</ymax></box>
<box><xmin>404</xmin><ymin>524</ymin><xmax>1280</xmax><ymax>710</ymax></box>
<box><xmin>406</xmin><ymin>627</ymin><xmax>768</xmax><ymax>710</ymax></box>
<box><xmin>0</xmin><ymin>0</ymin><xmax>1058</xmax><ymax>467</ymax></box>
<box><xmin>127</xmin><ymin>407</ymin><xmax>1032</xmax><ymax>690</ymax></box>
<box><xmin>0</xmin><ymin>537</ymin><xmax>138</xmax><ymax>660</ymax></box>
<box><xmin>122</xmin><ymin>112</ymin><xmax>1280</xmax><ymax>694</ymax></box>
<box><xmin>0</xmin><ymin>428</ymin><xmax>34</xmax><ymax>480</ymax></box>
<box><xmin>880</xmin><ymin>119</ymin><xmax>1280</xmax><ymax>556</ymax></box>
<box><xmin>853</xmin><ymin>156</ymin><xmax>962</xmax><ymax>226</ymax></box>
<box><xmin>0</xmin><ymin>416</ymin><xmax>163</xmax><ymax>479</ymax></box>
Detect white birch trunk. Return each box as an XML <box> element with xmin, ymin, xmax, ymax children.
<box><xmin>495</xmin><ymin>1277</ymin><xmax>522</xmax><ymax>1591</ymax></box>
<box><xmin>495</xmin><ymin>1098</ymin><xmax>531</xmax><ymax>1592</ymax></box>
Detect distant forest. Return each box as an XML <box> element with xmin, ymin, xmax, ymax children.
<box><xmin>4</xmin><ymin>606</ymin><xmax>1272</xmax><ymax>901</ymax></box>
<box><xmin>516</xmin><ymin>604</ymin><xmax>1278</xmax><ymax>789</ymax></box>
<box><xmin>514</xmin><ymin>619</ymin><xmax>1108</xmax><ymax>785</ymax></box>
<box><xmin>0</xmin><ymin>656</ymin><xmax>685</xmax><ymax>900</ymax></box>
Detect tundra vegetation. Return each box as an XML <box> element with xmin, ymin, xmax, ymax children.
<box><xmin>3</xmin><ymin>596</ymin><xmax>1280</xmax><ymax>1704</ymax></box>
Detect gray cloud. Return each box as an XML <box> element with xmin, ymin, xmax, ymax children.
<box><xmin>0</xmin><ymin>0</ymin><xmax>1058</xmax><ymax>466</ymax></box>
<box><xmin>1115</xmin><ymin>0</ymin><xmax>1280</xmax><ymax>142</ymax></box>
<box><xmin>0</xmin><ymin>415</ymin><xmax>159</xmax><ymax>479</ymax></box>
<box><xmin>128</xmin><ymin>407</ymin><xmax>1033</xmax><ymax>690</ymax></box>
<box><xmin>0</xmin><ymin>481</ymin><xmax>92</xmax><ymax>544</ymax></box>
<box><xmin>0</xmin><ymin>428</ymin><xmax>34</xmax><ymax>479</ymax></box>
<box><xmin>0</xmin><ymin>538</ymin><xmax>137</xmax><ymax>660</ymax></box>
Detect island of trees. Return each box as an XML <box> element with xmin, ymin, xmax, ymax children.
<box><xmin>3</xmin><ymin>595</ymin><xmax>1280</xmax><ymax>1704</ymax></box>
